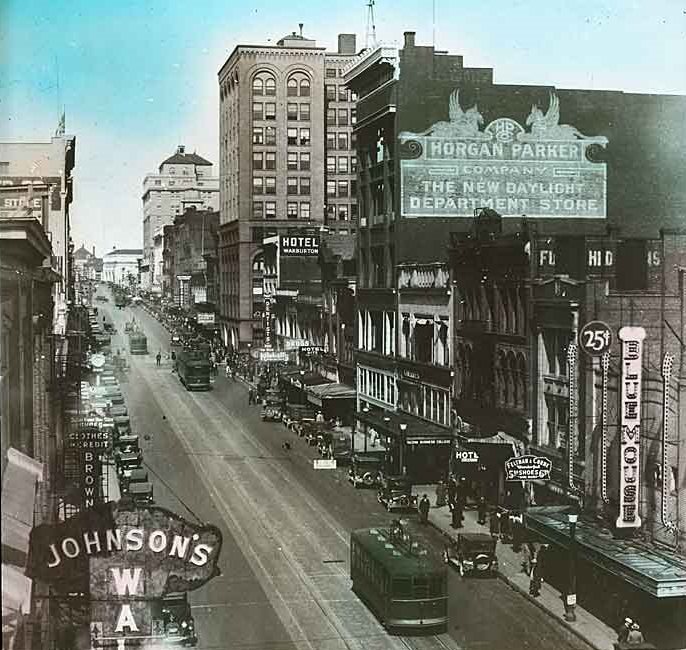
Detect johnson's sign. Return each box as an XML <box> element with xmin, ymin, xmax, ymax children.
<box><xmin>616</xmin><ymin>326</ymin><xmax>645</xmax><ymax>529</ymax></box>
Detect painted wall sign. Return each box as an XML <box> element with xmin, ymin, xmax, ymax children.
<box><xmin>579</xmin><ymin>320</ymin><xmax>612</xmax><ymax>356</ymax></box>
<box><xmin>405</xmin><ymin>438</ymin><xmax>452</xmax><ymax>446</ymax></box>
<box><xmin>505</xmin><ymin>455</ymin><xmax>553</xmax><ymax>481</ymax></box>
<box><xmin>280</xmin><ymin>235</ymin><xmax>320</xmax><ymax>256</ymax></box>
<box><xmin>399</xmin><ymin>90</ymin><xmax>607</xmax><ymax>219</ymax></box>
<box><xmin>616</xmin><ymin>326</ymin><xmax>645</xmax><ymax>529</ymax></box>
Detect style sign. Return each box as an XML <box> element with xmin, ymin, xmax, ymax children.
<box><xmin>579</xmin><ymin>320</ymin><xmax>612</xmax><ymax>356</ymax></box>
<box><xmin>616</xmin><ymin>326</ymin><xmax>645</xmax><ymax>529</ymax></box>
<box><xmin>455</xmin><ymin>450</ymin><xmax>479</xmax><ymax>463</ymax></box>
<box><xmin>505</xmin><ymin>455</ymin><xmax>553</xmax><ymax>481</ymax></box>
<box><xmin>399</xmin><ymin>90</ymin><xmax>607</xmax><ymax>219</ymax></box>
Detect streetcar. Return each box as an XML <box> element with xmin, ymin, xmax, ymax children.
<box><xmin>350</xmin><ymin>521</ymin><xmax>448</xmax><ymax>633</ymax></box>
<box><xmin>176</xmin><ymin>343</ymin><xmax>212</xmax><ymax>391</ymax></box>
<box><xmin>128</xmin><ymin>331</ymin><xmax>148</xmax><ymax>355</ymax></box>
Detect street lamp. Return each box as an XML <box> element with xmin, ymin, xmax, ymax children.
<box><xmin>299</xmin><ymin>369</ymin><xmax>306</xmax><ymax>405</ymax></box>
<box><xmin>362</xmin><ymin>406</ymin><xmax>370</xmax><ymax>453</ymax></box>
<box><xmin>564</xmin><ymin>511</ymin><xmax>579</xmax><ymax>622</ymax></box>
<box><xmin>399</xmin><ymin>423</ymin><xmax>407</xmax><ymax>476</ymax></box>
<box><xmin>384</xmin><ymin>416</ymin><xmax>391</xmax><ymax>471</ymax></box>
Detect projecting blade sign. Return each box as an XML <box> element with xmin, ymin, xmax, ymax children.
<box><xmin>505</xmin><ymin>455</ymin><xmax>553</xmax><ymax>481</ymax></box>
<box><xmin>398</xmin><ymin>89</ymin><xmax>608</xmax><ymax>219</ymax></box>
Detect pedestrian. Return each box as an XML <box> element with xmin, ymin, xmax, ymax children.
<box><xmin>419</xmin><ymin>494</ymin><xmax>430</xmax><ymax>524</ymax></box>
<box><xmin>617</xmin><ymin>617</ymin><xmax>633</xmax><ymax>644</ymax></box>
<box><xmin>450</xmin><ymin>500</ymin><xmax>463</xmax><ymax>529</ymax></box>
<box><xmin>490</xmin><ymin>510</ymin><xmax>501</xmax><ymax>539</ymax></box>
<box><xmin>156</xmin><ymin>351</ymin><xmax>161</xmax><ymax>366</ymax></box>
<box><xmin>435</xmin><ymin>481</ymin><xmax>446</xmax><ymax>507</ymax></box>
<box><xmin>447</xmin><ymin>475</ymin><xmax>457</xmax><ymax>507</ymax></box>
<box><xmin>626</xmin><ymin>622</ymin><xmax>645</xmax><ymax>646</ymax></box>
<box><xmin>528</xmin><ymin>557</ymin><xmax>542</xmax><ymax>597</ymax></box>
<box><xmin>477</xmin><ymin>496</ymin><xmax>488</xmax><ymax>524</ymax></box>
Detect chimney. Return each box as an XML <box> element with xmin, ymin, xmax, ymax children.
<box><xmin>299</xmin><ymin>23</ymin><xmax>303</xmax><ymax>37</ymax></box>
<box><xmin>338</xmin><ymin>34</ymin><xmax>356</xmax><ymax>55</ymax></box>
<box><xmin>92</xmin><ymin>245</ymin><xmax>95</xmax><ymax>256</ymax></box>
<box><xmin>404</xmin><ymin>31</ymin><xmax>416</xmax><ymax>48</ymax></box>
<box><xmin>177</xmin><ymin>145</ymin><xmax>185</xmax><ymax>154</ymax></box>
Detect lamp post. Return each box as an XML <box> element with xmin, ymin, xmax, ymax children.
<box><xmin>362</xmin><ymin>405</ymin><xmax>369</xmax><ymax>453</ymax></box>
<box><xmin>384</xmin><ymin>416</ymin><xmax>391</xmax><ymax>472</ymax></box>
<box><xmin>564</xmin><ymin>511</ymin><xmax>578</xmax><ymax>622</ymax></box>
<box><xmin>399</xmin><ymin>423</ymin><xmax>407</xmax><ymax>476</ymax></box>
<box><xmin>299</xmin><ymin>369</ymin><xmax>306</xmax><ymax>405</ymax></box>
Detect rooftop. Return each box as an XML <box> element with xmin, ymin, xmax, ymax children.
<box><xmin>160</xmin><ymin>145</ymin><xmax>212</xmax><ymax>167</ymax></box>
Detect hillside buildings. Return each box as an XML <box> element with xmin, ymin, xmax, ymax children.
<box><xmin>141</xmin><ymin>145</ymin><xmax>219</xmax><ymax>295</ymax></box>
<box><xmin>217</xmin><ymin>29</ymin><xmax>358</xmax><ymax>350</ymax></box>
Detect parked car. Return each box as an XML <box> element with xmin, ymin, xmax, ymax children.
<box><xmin>151</xmin><ymin>592</ymin><xmax>198</xmax><ymax>647</ymax></box>
<box><xmin>377</xmin><ymin>476</ymin><xmax>418</xmax><ymax>511</ymax></box>
<box><xmin>127</xmin><ymin>481</ymin><xmax>154</xmax><ymax>506</ymax></box>
<box><xmin>348</xmin><ymin>452</ymin><xmax>385</xmax><ymax>488</ymax></box>
<box><xmin>443</xmin><ymin>533</ymin><xmax>499</xmax><ymax>577</ymax></box>
<box><xmin>260</xmin><ymin>389</ymin><xmax>284</xmax><ymax>422</ymax></box>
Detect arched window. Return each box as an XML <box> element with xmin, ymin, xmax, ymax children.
<box><xmin>299</xmin><ymin>78</ymin><xmax>310</xmax><ymax>96</ymax></box>
<box><xmin>287</xmin><ymin>78</ymin><xmax>298</xmax><ymax>97</ymax></box>
<box><xmin>252</xmin><ymin>78</ymin><xmax>264</xmax><ymax>96</ymax></box>
<box><xmin>265</xmin><ymin>77</ymin><xmax>276</xmax><ymax>96</ymax></box>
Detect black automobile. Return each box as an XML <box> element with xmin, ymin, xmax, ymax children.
<box><xmin>151</xmin><ymin>592</ymin><xmax>198</xmax><ymax>646</ymax></box>
<box><xmin>348</xmin><ymin>452</ymin><xmax>385</xmax><ymax>488</ymax></box>
<box><xmin>377</xmin><ymin>476</ymin><xmax>418</xmax><ymax>511</ymax></box>
<box><xmin>444</xmin><ymin>533</ymin><xmax>499</xmax><ymax>577</ymax></box>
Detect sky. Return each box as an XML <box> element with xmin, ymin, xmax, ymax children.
<box><xmin>1</xmin><ymin>0</ymin><xmax>685</xmax><ymax>256</ymax></box>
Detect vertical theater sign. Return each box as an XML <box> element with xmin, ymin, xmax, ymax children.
<box><xmin>616</xmin><ymin>326</ymin><xmax>646</xmax><ymax>529</ymax></box>
<box><xmin>27</xmin><ymin>501</ymin><xmax>222</xmax><ymax>647</ymax></box>
<box><xmin>399</xmin><ymin>90</ymin><xmax>608</xmax><ymax>219</ymax></box>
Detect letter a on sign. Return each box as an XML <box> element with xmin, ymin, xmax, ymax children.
<box><xmin>114</xmin><ymin>604</ymin><xmax>139</xmax><ymax>633</ymax></box>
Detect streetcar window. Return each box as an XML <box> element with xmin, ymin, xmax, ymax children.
<box><xmin>393</xmin><ymin>578</ymin><xmax>412</xmax><ymax>597</ymax></box>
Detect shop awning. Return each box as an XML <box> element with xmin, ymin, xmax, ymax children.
<box><xmin>461</xmin><ymin>431</ymin><xmax>526</xmax><ymax>457</ymax></box>
<box><xmin>302</xmin><ymin>372</ymin><xmax>331</xmax><ymax>387</ymax></box>
<box><xmin>357</xmin><ymin>409</ymin><xmax>453</xmax><ymax>444</ymax></box>
<box><xmin>307</xmin><ymin>382</ymin><xmax>355</xmax><ymax>407</ymax></box>
<box><xmin>525</xmin><ymin>506</ymin><xmax>686</xmax><ymax>598</ymax></box>
<box><xmin>1</xmin><ymin>448</ymin><xmax>43</xmax><ymax>565</ymax></box>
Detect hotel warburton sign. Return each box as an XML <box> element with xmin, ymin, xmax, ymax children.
<box><xmin>399</xmin><ymin>90</ymin><xmax>608</xmax><ymax>219</ymax></box>
<box><xmin>617</xmin><ymin>326</ymin><xmax>645</xmax><ymax>529</ymax></box>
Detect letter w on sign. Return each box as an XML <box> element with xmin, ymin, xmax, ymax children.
<box><xmin>110</xmin><ymin>567</ymin><xmax>143</xmax><ymax>596</ymax></box>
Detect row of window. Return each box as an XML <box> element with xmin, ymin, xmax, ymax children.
<box><xmin>325</xmin><ymin>85</ymin><xmax>355</xmax><ymax>102</ymax></box>
<box><xmin>327</xmin><ymin>179</ymin><xmax>356</xmax><ymax>198</ymax></box>
<box><xmin>399</xmin><ymin>383</ymin><xmax>450</xmax><ymax>427</ymax></box>
<box><xmin>327</xmin><ymin>156</ymin><xmax>357</xmax><ymax>174</ymax></box>
<box><xmin>252</xmin><ymin>201</ymin><xmax>310</xmax><ymax>220</ymax></box>
<box><xmin>251</xmin><ymin>127</ymin><xmax>353</xmax><ymax>151</ymax></box>
<box><xmin>252</xmin><ymin>77</ymin><xmax>311</xmax><ymax>97</ymax></box>
<box><xmin>253</xmin><ymin>151</ymin><xmax>312</xmax><ymax>171</ymax></box>
<box><xmin>326</xmin><ymin>108</ymin><xmax>356</xmax><ymax>126</ymax></box>
<box><xmin>326</xmin><ymin>203</ymin><xmax>357</xmax><ymax>221</ymax></box>
<box><xmin>287</xmin><ymin>103</ymin><xmax>311</xmax><ymax>121</ymax></box>
<box><xmin>358</xmin><ymin>366</ymin><xmax>396</xmax><ymax>407</ymax></box>
<box><xmin>252</xmin><ymin>177</ymin><xmax>311</xmax><ymax>195</ymax></box>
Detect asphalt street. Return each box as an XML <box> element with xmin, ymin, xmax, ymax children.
<box><xmin>98</xmin><ymin>293</ymin><xmax>593</xmax><ymax>650</ymax></box>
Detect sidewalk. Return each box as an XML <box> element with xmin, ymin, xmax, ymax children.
<box><xmin>414</xmin><ymin>485</ymin><xmax>617</xmax><ymax>650</ymax></box>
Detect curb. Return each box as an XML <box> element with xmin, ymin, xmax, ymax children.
<box><xmin>426</xmin><ymin>517</ymin><xmax>606</xmax><ymax>650</ymax></box>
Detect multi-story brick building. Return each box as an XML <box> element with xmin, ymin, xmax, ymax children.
<box><xmin>217</xmin><ymin>29</ymin><xmax>358</xmax><ymax>351</ymax></box>
<box><xmin>141</xmin><ymin>145</ymin><xmax>218</xmax><ymax>295</ymax></box>
<box><xmin>346</xmin><ymin>30</ymin><xmax>686</xmax><ymax>648</ymax></box>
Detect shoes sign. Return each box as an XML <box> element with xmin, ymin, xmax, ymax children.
<box><xmin>505</xmin><ymin>455</ymin><xmax>553</xmax><ymax>481</ymax></box>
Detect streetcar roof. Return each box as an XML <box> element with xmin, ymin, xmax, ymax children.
<box><xmin>351</xmin><ymin>528</ymin><xmax>444</xmax><ymax>575</ymax></box>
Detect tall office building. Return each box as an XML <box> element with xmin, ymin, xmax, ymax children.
<box><xmin>217</xmin><ymin>29</ymin><xmax>359</xmax><ymax>350</ymax></box>
<box><xmin>141</xmin><ymin>145</ymin><xmax>219</xmax><ymax>295</ymax></box>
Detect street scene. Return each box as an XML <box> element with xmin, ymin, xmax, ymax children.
<box><xmin>2</xmin><ymin>2</ymin><xmax>686</xmax><ymax>650</ymax></box>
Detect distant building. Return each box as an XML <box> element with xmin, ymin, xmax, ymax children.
<box><xmin>0</xmin><ymin>133</ymin><xmax>76</xmax><ymax>334</ymax></box>
<box><xmin>102</xmin><ymin>248</ymin><xmax>143</xmax><ymax>288</ymax></box>
<box><xmin>73</xmin><ymin>244</ymin><xmax>101</xmax><ymax>282</ymax></box>
<box><xmin>141</xmin><ymin>145</ymin><xmax>219</xmax><ymax>294</ymax></box>
<box><xmin>217</xmin><ymin>29</ymin><xmax>359</xmax><ymax>350</ymax></box>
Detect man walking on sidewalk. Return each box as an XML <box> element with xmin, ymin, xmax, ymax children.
<box><xmin>419</xmin><ymin>495</ymin><xmax>430</xmax><ymax>525</ymax></box>
<box><xmin>156</xmin><ymin>351</ymin><xmax>162</xmax><ymax>366</ymax></box>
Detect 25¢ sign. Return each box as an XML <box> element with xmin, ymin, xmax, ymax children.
<box><xmin>579</xmin><ymin>320</ymin><xmax>612</xmax><ymax>356</ymax></box>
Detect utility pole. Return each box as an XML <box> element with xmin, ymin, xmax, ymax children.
<box><xmin>365</xmin><ymin>0</ymin><xmax>377</xmax><ymax>49</ymax></box>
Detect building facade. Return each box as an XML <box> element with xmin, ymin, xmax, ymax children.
<box><xmin>102</xmin><ymin>248</ymin><xmax>143</xmax><ymax>287</ymax></box>
<box><xmin>345</xmin><ymin>30</ymin><xmax>686</xmax><ymax>647</ymax></box>
<box><xmin>217</xmin><ymin>29</ymin><xmax>358</xmax><ymax>351</ymax></box>
<box><xmin>141</xmin><ymin>145</ymin><xmax>218</xmax><ymax>294</ymax></box>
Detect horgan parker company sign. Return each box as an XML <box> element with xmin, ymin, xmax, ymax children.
<box><xmin>399</xmin><ymin>90</ymin><xmax>608</xmax><ymax>218</ymax></box>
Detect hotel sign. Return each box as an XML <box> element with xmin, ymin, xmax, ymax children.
<box><xmin>280</xmin><ymin>235</ymin><xmax>320</xmax><ymax>256</ymax></box>
<box><xmin>616</xmin><ymin>326</ymin><xmax>645</xmax><ymax>529</ymax></box>
<box><xmin>399</xmin><ymin>91</ymin><xmax>607</xmax><ymax>219</ymax></box>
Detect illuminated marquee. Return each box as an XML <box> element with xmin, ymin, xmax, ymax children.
<box><xmin>399</xmin><ymin>90</ymin><xmax>608</xmax><ymax>218</ymax></box>
<box><xmin>616</xmin><ymin>326</ymin><xmax>645</xmax><ymax>529</ymax></box>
